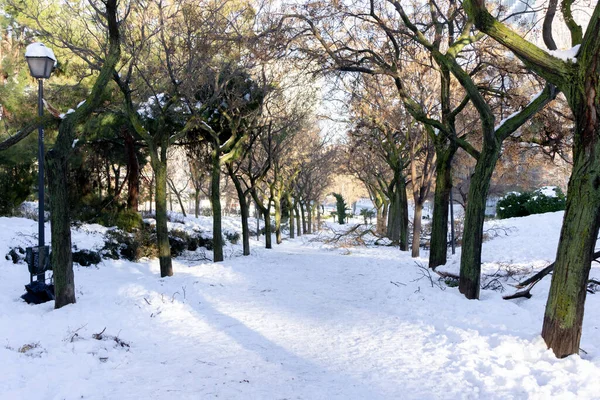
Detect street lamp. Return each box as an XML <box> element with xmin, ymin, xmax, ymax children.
<box><xmin>25</xmin><ymin>42</ymin><xmax>56</xmax><ymax>283</ymax></box>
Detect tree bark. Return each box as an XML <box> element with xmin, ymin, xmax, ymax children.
<box><xmin>399</xmin><ymin>178</ymin><xmax>409</xmax><ymax>251</ymax></box>
<box><xmin>227</xmin><ymin>165</ymin><xmax>250</xmax><ymax>256</ymax></box>
<box><xmin>458</xmin><ymin>146</ymin><xmax>500</xmax><ymax>299</ymax></box>
<box><xmin>168</xmin><ymin>179</ymin><xmax>187</xmax><ymax>217</ymax></box>
<box><xmin>274</xmin><ymin>187</ymin><xmax>282</xmax><ymax>244</ymax></box>
<box><xmin>288</xmin><ymin>195</ymin><xmax>295</xmax><ymax>239</ymax></box>
<box><xmin>47</xmin><ymin>149</ymin><xmax>75</xmax><ymax>308</ymax></box>
<box><xmin>124</xmin><ymin>131</ymin><xmax>139</xmax><ymax>212</ymax></box>
<box><xmin>264</xmin><ymin>206</ymin><xmax>272</xmax><ymax>249</ymax></box>
<box><xmin>411</xmin><ymin>200</ymin><xmax>423</xmax><ymax>258</ymax></box>
<box><xmin>211</xmin><ymin>150</ymin><xmax>224</xmax><ymax>262</ymax></box>
<box><xmin>307</xmin><ymin>202</ymin><xmax>312</xmax><ymax>234</ymax></box>
<box><xmin>429</xmin><ymin>146</ymin><xmax>455</xmax><ymax>268</ymax></box>
<box><xmin>316</xmin><ymin>204</ymin><xmax>321</xmax><ymax>231</ymax></box>
<box><xmin>387</xmin><ymin>172</ymin><xmax>409</xmax><ymax>251</ymax></box>
<box><xmin>295</xmin><ymin>202</ymin><xmax>302</xmax><ymax>236</ymax></box>
<box><xmin>154</xmin><ymin>159</ymin><xmax>173</xmax><ymax>277</ymax></box>
<box><xmin>387</xmin><ymin>187</ymin><xmax>400</xmax><ymax>244</ymax></box>
<box><xmin>542</xmin><ymin>68</ymin><xmax>600</xmax><ymax>357</ymax></box>
<box><xmin>194</xmin><ymin>188</ymin><xmax>200</xmax><ymax>218</ymax></box>
<box><xmin>301</xmin><ymin>202</ymin><xmax>307</xmax><ymax>234</ymax></box>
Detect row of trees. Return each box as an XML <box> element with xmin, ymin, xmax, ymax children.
<box><xmin>1</xmin><ymin>0</ymin><xmax>598</xmax><ymax>358</ymax></box>
<box><xmin>0</xmin><ymin>0</ymin><xmax>336</xmax><ymax>306</ymax></box>
<box><xmin>284</xmin><ymin>0</ymin><xmax>598</xmax><ymax>358</ymax></box>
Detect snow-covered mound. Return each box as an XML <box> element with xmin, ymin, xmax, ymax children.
<box><xmin>1</xmin><ymin>211</ymin><xmax>599</xmax><ymax>399</ymax></box>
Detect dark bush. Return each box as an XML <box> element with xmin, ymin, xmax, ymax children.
<box><xmin>224</xmin><ymin>230</ymin><xmax>240</xmax><ymax>244</ymax></box>
<box><xmin>102</xmin><ymin>225</ymin><xmax>215</xmax><ymax>261</ymax></box>
<box><xmin>525</xmin><ymin>188</ymin><xmax>566</xmax><ymax>215</ymax></box>
<box><xmin>496</xmin><ymin>187</ymin><xmax>566</xmax><ymax>219</ymax></box>
<box><xmin>72</xmin><ymin>249</ymin><xmax>102</xmax><ymax>266</ymax></box>
<box><xmin>496</xmin><ymin>192</ymin><xmax>531</xmax><ymax>219</ymax></box>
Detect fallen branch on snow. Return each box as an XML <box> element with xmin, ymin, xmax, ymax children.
<box><xmin>503</xmin><ymin>250</ymin><xmax>600</xmax><ymax>300</ymax></box>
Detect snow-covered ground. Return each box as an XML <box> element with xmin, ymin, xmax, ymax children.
<box><xmin>1</xmin><ymin>211</ymin><xmax>599</xmax><ymax>399</ymax></box>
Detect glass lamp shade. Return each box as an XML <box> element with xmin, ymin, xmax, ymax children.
<box><xmin>26</xmin><ymin>56</ymin><xmax>55</xmax><ymax>79</ymax></box>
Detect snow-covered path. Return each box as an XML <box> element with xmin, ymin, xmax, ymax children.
<box><xmin>1</xmin><ymin>214</ymin><xmax>600</xmax><ymax>399</ymax></box>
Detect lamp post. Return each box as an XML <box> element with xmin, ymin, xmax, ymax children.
<box><xmin>25</xmin><ymin>42</ymin><xmax>56</xmax><ymax>283</ymax></box>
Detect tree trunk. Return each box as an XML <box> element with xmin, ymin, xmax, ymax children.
<box><xmin>211</xmin><ymin>151</ymin><xmax>224</xmax><ymax>262</ymax></box>
<box><xmin>429</xmin><ymin>147</ymin><xmax>455</xmax><ymax>268</ymax></box>
<box><xmin>289</xmin><ymin>195</ymin><xmax>295</xmax><ymax>239</ymax></box>
<box><xmin>274</xmin><ymin>189</ymin><xmax>282</xmax><ymax>244</ymax></box>
<box><xmin>47</xmin><ymin>149</ymin><xmax>76</xmax><ymax>308</ymax></box>
<box><xmin>295</xmin><ymin>202</ymin><xmax>301</xmax><ymax>236</ymax></box>
<box><xmin>542</xmin><ymin>80</ymin><xmax>600</xmax><ymax>357</ymax></box>
<box><xmin>398</xmin><ymin>177</ymin><xmax>409</xmax><ymax>251</ymax></box>
<box><xmin>411</xmin><ymin>200</ymin><xmax>423</xmax><ymax>258</ymax></box>
<box><xmin>301</xmin><ymin>202</ymin><xmax>307</xmax><ymax>234</ymax></box>
<box><xmin>458</xmin><ymin>146</ymin><xmax>500</xmax><ymax>299</ymax></box>
<box><xmin>154</xmin><ymin>160</ymin><xmax>173</xmax><ymax>277</ymax></box>
<box><xmin>381</xmin><ymin>200</ymin><xmax>389</xmax><ymax>234</ymax></box>
<box><xmin>124</xmin><ymin>131</ymin><xmax>139</xmax><ymax>212</ymax></box>
<box><xmin>264</xmin><ymin>206</ymin><xmax>272</xmax><ymax>249</ymax></box>
<box><xmin>307</xmin><ymin>203</ymin><xmax>312</xmax><ymax>234</ymax></box>
<box><xmin>388</xmin><ymin>176</ymin><xmax>409</xmax><ymax>251</ymax></box>
<box><xmin>227</xmin><ymin>166</ymin><xmax>250</xmax><ymax>256</ymax></box>
<box><xmin>149</xmin><ymin>175</ymin><xmax>154</xmax><ymax>214</ymax></box>
<box><xmin>387</xmin><ymin>189</ymin><xmax>400</xmax><ymax>244</ymax></box>
<box><xmin>316</xmin><ymin>204</ymin><xmax>321</xmax><ymax>231</ymax></box>
<box><xmin>171</xmin><ymin>184</ymin><xmax>187</xmax><ymax>217</ymax></box>
<box><xmin>47</xmin><ymin>0</ymin><xmax>120</xmax><ymax>308</ymax></box>
<box><xmin>194</xmin><ymin>188</ymin><xmax>200</xmax><ymax>218</ymax></box>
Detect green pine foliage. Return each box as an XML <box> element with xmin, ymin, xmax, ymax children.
<box><xmin>0</xmin><ymin>162</ymin><xmax>34</xmax><ymax>215</ymax></box>
<box><xmin>332</xmin><ymin>193</ymin><xmax>348</xmax><ymax>224</ymax></box>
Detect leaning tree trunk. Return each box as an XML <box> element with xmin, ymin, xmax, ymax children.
<box><xmin>171</xmin><ymin>184</ymin><xmax>187</xmax><ymax>217</ymax></box>
<box><xmin>429</xmin><ymin>146</ymin><xmax>455</xmax><ymax>268</ymax></box>
<box><xmin>154</xmin><ymin>159</ymin><xmax>173</xmax><ymax>277</ymax></box>
<box><xmin>211</xmin><ymin>150</ymin><xmax>224</xmax><ymax>262</ymax></box>
<box><xmin>542</xmin><ymin>81</ymin><xmax>600</xmax><ymax>357</ymax></box>
<box><xmin>458</xmin><ymin>145</ymin><xmax>500</xmax><ymax>299</ymax></box>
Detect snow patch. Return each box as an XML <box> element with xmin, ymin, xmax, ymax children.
<box><xmin>549</xmin><ymin>45</ymin><xmax>580</xmax><ymax>62</ymax></box>
<box><xmin>25</xmin><ymin>42</ymin><xmax>57</xmax><ymax>66</ymax></box>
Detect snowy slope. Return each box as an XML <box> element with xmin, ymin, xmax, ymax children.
<box><xmin>0</xmin><ymin>211</ymin><xmax>599</xmax><ymax>399</ymax></box>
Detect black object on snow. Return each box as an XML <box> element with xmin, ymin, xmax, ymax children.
<box><xmin>5</xmin><ymin>247</ymin><xmax>25</xmax><ymax>264</ymax></box>
<box><xmin>21</xmin><ymin>281</ymin><xmax>55</xmax><ymax>304</ymax></box>
<box><xmin>72</xmin><ymin>249</ymin><xmax>102</xmax><ymax>266</ymax></box>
